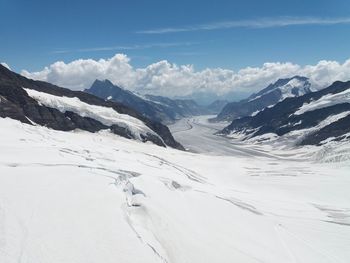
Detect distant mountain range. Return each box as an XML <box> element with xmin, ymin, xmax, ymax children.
<box><xmin>85</xmin><ymin>79</ymin><xmax>227</xmax><ymax>124</ymax></box>
<box><xmin>206</xmin><ymin>99</ymin><xmax>229</xmax><ymax>113</ymax></box>
<box><xmin>215</xmin><ymin>76</ymin><xmax>313</xmax><ymax>122</ymax></box>
<box><xmin>0</xmin><ymin>64</ymin><xmax>183</xmax><ymax>149</ymax></box>
<box><xmin>221</xmin><ymin>80</ymin><xmax>350</xmax><ymax>146</ymax></box>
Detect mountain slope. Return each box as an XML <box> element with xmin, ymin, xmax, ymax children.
<box><xmin>85</xmin><ymin>80</ymin><xmax>178</xmax><ymax>123</ymax></box>
<box><xmin>222</xmin><ymin>80</ymin><xmax>350</xmax><ymax>146</ymax></box>
<box><xmin>215</xmin><ymin>76</ymin><xmax>313</xmax><ymax>121</ymax></box>
<box><xmin>0</xmin><ymin>65</ymin><xmax>183</xmax><ymax>149</ymax></box>
<box><xmin>85</xmin><ymin>79</ymin><xmax>211</xmax><ymax>124</ymax></box>
<box><xmin>206</xmin><ymin>99</ymin><xmax>229</xmax><ymax>113</ymax></box>
<box><xmin>144</xmin><ymin>94</ymin><xmax>209</xmax><ymax>116</ymax></box>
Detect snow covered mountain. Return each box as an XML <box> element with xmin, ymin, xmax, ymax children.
<box><xmin>222</xmin><ymin>80</ymin><xmax>350</xmax><ymax>147</ymax></box>
<box><xmin>215</xmin><ymin>76</ymin><xmax>313</xmax><ymax>121</ymax></box>
<box><xmin>85</xmin><ymin>79</ymin><xmax>212</xmax><ymax>124</ymax></box>
<box><xmin>0</xmin><ymin>64</ymin><xmax>183</xmax><ymax>149</ymax></box>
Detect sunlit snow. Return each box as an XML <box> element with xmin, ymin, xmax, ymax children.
<box><xmin>1</xmin><ymin>117</ymin><xmax>349</xmax><ymax>263</ymax></box>
<box><xmin>24</xmin><ymin>88</ymin><xmax>161</xmax><ymax>141</ymax></box>
<box><xmin>295</xmin><ymin>88</ymin><xmax>350</xmax><ymax>115</ymax></box>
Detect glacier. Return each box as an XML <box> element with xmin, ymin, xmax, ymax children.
<box><xmin>0</xmin><ymin>116</ymin><xmax>349</xmax><ymax>263</ymax></box>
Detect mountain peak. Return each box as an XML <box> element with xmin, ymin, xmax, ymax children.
<box><xmin>216</xmin><ymin>75</ymin><xmax>313</xmax><ymax>122</ymax></box>
<box><xmin>247</xmin><ymin>76</ymin><xmax>312</xmax><ymax>103</ymax></box>
<box><xmin>222</xmin><ymin>79</ymin><xmax>350</xmax><ymax>146</ymax></box>
<box><xmin>87</xmin><ymin>79</ymin><xmax>126</xmax><ymax>96</ymax></box>
<box><xmin>0</xmin><ymin>63</ymin><xmax>15</xmax><ymax>80</ymax></box>
<box><xmin>91</xmin><ymin>79</ymin><xmax>115</xmax><ymax>88</ymax></box>
<box><xmin>290</xmin><ymin>75</ymin><xmax>308</xmax><ymax>81</ymax></box>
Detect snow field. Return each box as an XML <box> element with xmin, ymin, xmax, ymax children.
<box><xmin>1</xmin><ymin>117</ymin><xmax>350</xmax><ymax>262</ymax></box>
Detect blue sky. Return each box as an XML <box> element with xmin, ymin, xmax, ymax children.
<box><xmin>1</xmin><ymin>0</ymin><xmax>350</xmax><ymax>72</ymax></box>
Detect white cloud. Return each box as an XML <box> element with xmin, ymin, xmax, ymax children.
<box><xmin>20</xmin><ymin>54</ymin><xmax>350</xmax><ymax>97</ymax></box>
<box><xmin>137</xmin><ymin>17</ymin><xmax>350</xmax><ymax>34</ymax></box>
<box><xmin>1</xmin><ymin>62</ymin><xmax>11</xmax><ymax>70</ymax></box>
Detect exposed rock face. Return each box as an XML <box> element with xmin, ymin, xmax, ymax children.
<box><xmin>221</xmin><ymin>80</ymin><xmax>350</xmax><ymax>146</ymax></box>
<box><xmin>0</xmin><ymin>65</ymin><xmax>184</xmax><ymax>150</ymax></box>
<box><xmin>215</xmin><ymin>76</ymin><xmax>312</xmax><ymax>122</ymax></box>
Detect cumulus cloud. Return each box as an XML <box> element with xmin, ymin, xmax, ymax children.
<box><xmin>21</xmin><ymin>54</ymin><xmax>350</xmax><ymax>97</ymax></box>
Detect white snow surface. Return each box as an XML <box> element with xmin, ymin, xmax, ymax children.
<box><xmin>280</xmin><ymin>77</ymin><xmax>312</xmax><ymax>100</ymax></box>
<box><xmin>295</xmin><ymin>88</ymin><xmax>350</xmax><ymax>115</ymax></box>
<box><xmin>1</xmin><ymin>117</ymin><xmax>349</xmax><ymax>263</ymax></box>
<box><xmin>23</xmin><ymin>88</ymin><xmax>160</xmax><ymax>141</ymax></box>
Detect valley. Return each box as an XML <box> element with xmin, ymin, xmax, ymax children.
<box><xmin>170</xmin><ymin>116</ymin><xmax>278</xmax><ymax>158</ymax></box>
<box><xmin>2</xmin><ymin>1</ymin><xmax>350</xmax><ymax>262</ymax></box>
<box><xmin>169</xmin><ymin>115</ymin><xmax>311</xmax><ymax>160</ymax></box>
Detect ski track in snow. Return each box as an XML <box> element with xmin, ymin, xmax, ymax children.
<box><xmin>0</xmin><ymin>117</ymin><xmax>350</xmax><ymax>263</ymax></box>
